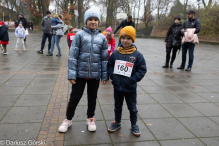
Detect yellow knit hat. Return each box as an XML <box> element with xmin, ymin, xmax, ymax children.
<box><xmin>54</xmin><ymin>14</ymin><xmax>58</xmax><ymax>18</ymax></box>
<box><xmin>119</xmin><ymin>26</ymin><xmax>136</xmax><ymax>42</ymax></box>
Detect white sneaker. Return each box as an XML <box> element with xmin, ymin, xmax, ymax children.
<box><xmin>58</xmin><ymin>119</ymin><xmax>72</xmax><ymax>132</ymax></box>
<box><xmin>87</xmin><ymin>118</ymin><xmax>96</xmax><ymax>131</ymax></box>
<box><xmin>2</xmin><ymin>52</ymin><xmax>8</xmax><ymax>55</ymax></box>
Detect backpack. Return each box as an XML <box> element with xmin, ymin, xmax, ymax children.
<box><xmin>63</xmin><ymin>23</ymin><xmax>68</xmax><ymax>34</ymax></box>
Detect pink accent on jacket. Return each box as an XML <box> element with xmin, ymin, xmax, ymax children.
<box><xmin>182</xmin><ymin>28</ymin><xmax>199</xmax><ymax>44</ymax></box>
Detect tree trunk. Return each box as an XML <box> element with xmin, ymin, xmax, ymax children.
<box><xmin>41</xmin><ymin>0</ymin><xmax>47</xmax><ymax>16</ymax></box>
<box><xmin>136</xmin><ymin>0</ymin><xmax>141</xmax><ymax>30</ymax></box>
<box><xmin>106</xmin><ymin>0</ymin><xmax>113</xmax><ymax>28</ymax></box>
<box><xmin>38</xmin><ymin>0</ymin><xmax>42</xmax><ymax>30</ymax></box>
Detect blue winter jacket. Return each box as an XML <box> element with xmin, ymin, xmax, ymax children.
<box><xmin>68</xmin><ymin>26</ymin><xmax>108</xmax><ymax>81</ymax></box>
<box><xmin>52</xmin><ymin>17</ymin><xmax>62</xmax><ymax>26</ymax></box>
<box><xmin>0</xmin><ymin>25</ymin><xmax>9</xmax><ymax>41</ymax></box>
<box><xmin>108</xmin><ymin>44</ymin><xmax>147</xmax><ymax>92</ymax></box>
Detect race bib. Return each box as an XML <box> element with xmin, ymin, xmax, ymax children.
<box><xmin>113</xmin><ymin>60</ymin><xmax>133</xmax><ymax>77</ymax></box>
<box><xmin>108</xmin><ymin>44</ymin><xmax>111</xmax><ymax>51</ymax></box>
<box><xmin>70</xmin><ymin>35</ymin><xmax>75</xmax><ymax>40</ymax></box>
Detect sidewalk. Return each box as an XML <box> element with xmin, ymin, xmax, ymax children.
<box><xmin>0</xmin><ymin>32</ymin><xmax>219</xmax><ymax>146</ymax></box>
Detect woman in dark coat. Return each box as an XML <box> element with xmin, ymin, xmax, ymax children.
<box><xmin>163</xmin><ymin>16</ymin><xmax>182</xmax><ymax>68</ymax></box>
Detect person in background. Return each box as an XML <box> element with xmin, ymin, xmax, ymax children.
<box><xmin>18</xmin><ymin>13</ymin><xmax>28</xmax><ymax>44</ymax></box>
<box><xmin>0</xmin><ymin>21</ymin><xmax>9</xmax><ymax>55</ymax></box>
<box><xmin>15</xmin><ymin>20</ymin><xmax>18</xmax><ymax>28</ymax></box>
<box><xmin>37</xmin><ymin>11</ymin><xmax>52</xmax><ymax>54</ymax></box>
<box><xmin>163</xmin><ymin>16</ymin><xmax>182</xmax><ymax>68</ymax></box>
<box><xmin>113</xmin><ymin>15</ymin><xmax>135</xmax><ymax>46</ymax></box>
<box><xmin>105</xmin><ymin>26</ymin><xmax>115</xmax><ymax>59</ymax></box>
<box><xmin>67</xmin><ymin>25</ymin><xmax>75</xmax><ymax>49</ymax></box>
<box><xmin>48</xmin><ymin>15</ymin><xmax>64</xmax><ymax>56</ymax></box>
<box><xmin>15</xmin><ymin>22</ymin><xmax>26</xmax><ymax>51</ymax></box>
<box><xmin>177</xmin><ymin>10</ymin><xmax>201</xmax><ymax>71</ymax></box>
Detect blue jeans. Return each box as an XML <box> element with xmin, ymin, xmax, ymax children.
<box><xmin>50</xmin><ymin>35</ymin><xmax>62</xmax><ymax>54</ymax></box>
<box><xmin>114</xmin><ymin>89</ymin><xmax>138</xmax><ymax>125</ymax></box>
<box><xmin>40</xmin><ymin>33</ymin><xmax>52</xmax><ymax>51</ymax></box>
<box><xmin>181</xmin><ymin>43</ymin><xmax>195</xmax><ymax>68</ymax></box>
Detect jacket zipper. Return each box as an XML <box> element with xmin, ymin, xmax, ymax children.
<box><xmin>89</xmin><ymin>31</ymin><xmax>93</xmax><ymax>78</ymax></box>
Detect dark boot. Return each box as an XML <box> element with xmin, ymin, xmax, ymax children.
<box><xmin>185</xmin><ymin>67</ymin><xmax>191</xmax><ymax>71</ymax></box>
<box><xmin>46</xmin><ymin>53</ymin><xmax>53</xmax><ymax>56</ymax></box>
<box><xmin>177</xmin><ymin>66</ymin><xmax>185</xmax><ymax>69</ymax></box>
<box><xmin>170</xmin><ymin>63</ymin><xmax>173</xmax><ymax>68</ymax></box>
<box><xmin>37</xmin><ymin>50</ymin><xmax>43</xmax><ymax>54</ymax></box>
<box><xmin>162</xmin><ymin>64</ymin><xmax>169</xmax><ymax>68</ymax></box>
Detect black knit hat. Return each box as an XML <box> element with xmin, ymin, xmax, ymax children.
<box><xmin>46</xmin><ymin>11</ymin><xmax>51</xmax><ymax>15</ymax></box>
<box><xmin>19</xmin><ymin>13</ymin><xmax>23</xmax><ymax>17</ymax></box>
<box><xmin>174</xmin><ymin>16</ymin><xmax>181</xmax><ymax>21</ymax></box>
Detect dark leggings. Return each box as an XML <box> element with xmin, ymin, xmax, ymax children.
<box><xmin>166</xmin><ymin>46</ymin><xmax>179</xmax><ymax>65</ymax></box>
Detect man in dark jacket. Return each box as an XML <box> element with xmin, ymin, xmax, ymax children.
<box><xmin>37</xmin><ymin>11</ymin><xmax>52</xmax><ymax>54</ymax></box>
<box><xmin>113</xmin><ymin>15</ymin><xmax>135</xmax><ymax>46</ymax></box>
<box><xmin>18</xmin><ymin>13</ymin><xmax>28</xmax><ymax>44</ymax></box>
<box><xmin>177</xmin><ymin>10</ymin><xmax>201</xmax><ymax>71</ymax></box>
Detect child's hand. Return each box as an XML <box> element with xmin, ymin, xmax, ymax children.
<box><xmin>16</xmin><ymin>36</ymin><xmax>18</xmax><ymax>38</ymax></box>
<box><xmin>101</xmin><ymin>81</ymin><xmax>107</xmax><ymax>85</ymax></box>
<box><xmin>23</xmin><ymin>37</ymin><xmax>25</xmax><ymax>39</ymax></box>
<box><xmin>69</xmin><ymin>79</ymin><xmax>76</xmax><ymax>84</ymax></box>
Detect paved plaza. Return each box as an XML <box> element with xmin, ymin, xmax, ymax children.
<box><xmin>0</xmin><ymin>32</ymin><xmax>219</xmax><ymax>146</ymax></box>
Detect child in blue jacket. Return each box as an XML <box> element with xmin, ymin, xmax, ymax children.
<box><xmin>108</xmin><ymin>26</ymin><xmax>147</xmax><ymax>136</ymax></box>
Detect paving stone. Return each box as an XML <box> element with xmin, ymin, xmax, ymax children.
<box><xmin>140</xmin><ymin>86</ymin><xmax>168</xmax><ymax>94</ymax></box>
<box><xmin>138</xmin><ymin>104</ymin><xmax>173</xmax><ymax>119</ymax></box>
<box><xmin>209</xmin><ymin>117</ymin><xmax>219</xmax><ymax>125</ymax></box>
<box><xmin>191</xmin><ymin>79</ymin><xmax>217</xmax><ymax>86</ymax></box>
<box><xmin>2</xmin><ymin>79</ymin><xmax>32</xmax><ymax>87</ymax></box>
<box><xmin>173</xmin><ymin>93</ymin><xmax>209</xmax><ymax>103</ymax></box>
<box><xmin>1</xmin><ymin>106</ymin><xmax>47</xmax><ymax>123</ymax></box>
<box><xmin>20</xmin><ymin>67</ymin><xmax>42</xmax><ymax>71</ymax></box>
<box><xmin>196</xmin><ymin>93</ymin><xmax>219</xmax><ymax>102</ymax></box>
<box><xmin>14</xmin><ymin>95</ymin><xmax>51</xmax><ymax>106</ymax></box>
<box><xmin>162</xmin><ymin>103</ymin><xmax>204</xmax><ymax>118</ymax></box>
<box><xmin>64</xmin><ymin>121</ymin><xmax>111</xmax><ymax>145</ymax></box>
<box><xmin>72</xmin><ymin>105</ymin><xmax>104</xmax><ymax>122</ymax></box>
<box><xmin>35</xmin><ymin>74</ymin><xmax>58</xmax><ymax>79</ymax></box>
<box><xmin>200</xmin><ymin>137</ymin><xmax>219</xmax><ymax>146</ymax></box>
<box><xmin>114</xmin><ymin>141</ymin><xmax>160</xmax><ymax>146</ymax></box>
<box><xmin>101</xmin><ymin>104</ymin><xmax>130</xmax><ymax>120</ymax></box>
<box><xmin>23</xmin><ymin>84</ymin><xmax>54</xmax><ymax>95</ymax></box>
<box><xmin>186</xmin><ymin>86</ymin><xmax>213</xmax><ymax>93</ymax></box>
<box><xmin>31</xmin><ymin>78</ymin><xmax>56</xmax><ymax>86</ymax></box>
<box><xmin>163</xmin><ymin>86</ymin><xmax>191</xmax><ymax>93</ymax></box>
<box><xmin>137</xmin><ymin>94</ymin><xmax>157</xmax><ymax>104</ymax></box>
<box><xmin>0</xmin><ymin>86</ymin><xmax>26</xmax><ymax>95</ymax></box>
<box><xmin>149</xmin><ymin>93</ymin><xmax>184</xmax><ymax>104</ymax></box>
<box><xmin>144</xmin><ymin>118</ymin><xmax>195</xmax><ymax>140</ymax></box>
<box><xmin>0</xmin><ymin>95</ymin><xmax>19</xmax><ymax>107</ymax></box>
<box><xmin>98</xmin><ymin>94</ymin><xmax>115</xmax><ymax>105</ymax></box>
<box><xmin>159</xmin><ymin>139</ymin><xmax>205</xmax><ymax>146</ymax></box>
<box><xmin>178</xmin><ymin>117</ymin><xmax>219</xmax><ymax>137</ymax></box>
<box><xmin>0</xmin><ymin>123</ymin><xmax>41</xmax><ymax>141</ymax></box>
<box><xmin>107</xmin><ymin>120</ymin><xmax>155</xmax><ymax>143</ymax></box>
<box><xmin>0</xmin><ymin>107</ymin><xmax>10</xmax><ymax>120</ymax></box>
<box><xmin>189</xmin><ymin>103</ymin><xmax>219</xmax><ymax>116</ymax></box>
<box><xmin>204</xmin><ymin>85</ymin><xmax>219</xmax><ymax>93</ymax></box>
<box><xmin>11</xmin><ymin>74</ymin><xmax>36</xmax><ymax>80</ymax></box>
<box><xmin>0</xmin><ymin>74</ymin><xmax>13</xmax><ymax>79</ymax></box>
